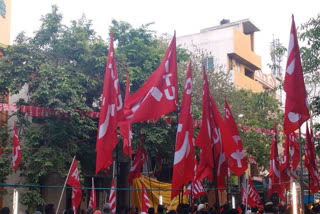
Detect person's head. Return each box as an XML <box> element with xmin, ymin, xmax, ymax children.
<box><xmin>87</xmin><ymin>208</ymin><xmax>93</xmax><ymax>214</ymax></box>
<box><xmin>45</xmin><ymin>204</ymin><xmax>55</xmax><ymax>214</ymax></box>
<box><xmin>0</xmin><ymin>207</ymin><xmax>10</xmax><ymax>214</ymax></box>
<box><xmin>157</xmin><ymin>205</ymin><xmax>164</xmax><ymax>214</ymax></box>
<box><xmin>197</xmin><ymin>204</ymin><xmax>206</xmax><ymax>212</ymax></box>
<box><xmin>93</xmin><ymin>211</ymin><xmax>101</xmax><ymax>214</ymax></box>
<box><xmin>103</xmin><ymin>203</ymin><xmax>111</xmax><ymax>214</ymax></box>
<box><xmin>148</xmin><ymin>208</ymin><xmax>154</xmax><ymax>214</ymax></box>
<box><xmin>64</xmin><ymin>209</ymin><xmax>74</xmax><ymax>214</ymax></box>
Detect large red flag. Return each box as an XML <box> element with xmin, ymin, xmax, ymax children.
<box><xmin>224</xmin><ymin>99</ymin><xmax>248</xmax><ymax>176</ymax></box>
<box><xmin>210</xmin><ymin>95</ymin><xmax>228</xmax><ymax>191</ymax></box>
<box><xmin>96</xmin><ymin>33</ymin><xmax>123</xmax><ymax>175</ymax></box>
<box><xmin>120</xmin><ymin>73</ymin><xmax>132</xmax><ymax>157</ymax></box>
<box><xmin>141</xmin><ymin>183</ymin><xmax>150</xmax><ymax>214</ymax></box>
<box><xmin>128</xmin><ymin>139</ymin><xmax>147</xmax><ymax>185</ymax></box>
<box><xmin>88</xmin><ymin>178</ymin><xmax>96</xmax><ymax>210</ymax></box>
<box><xmin>195</xmin><ymin>69</ymin><xmax>214</xmax><ymax>181</ymax></box>
<box><xmin>283</xmin><ymin>16</ymin><xmax>310</xmax><ymax>135</ymax></box>
<box><xmin>288</xmin><ymin>133</ymin><xmax>300</xmax><ymax>170</ymax></box>
<box><xmin>268</xmin><ymin>123</ymin><xmax>282</xmax><ymax>198</ymax></box>
<box><xmin>66</xmin><ymin>158</ymin><xmax>82</xmax><ymax>214</ymax></box>
<box><xmin>120</xmin><ymin>34</ymin><xmax>177</xmax><ymax>124</ymax></box>
<box><xmin>12</xmin><ymin>123</ymin><xmax>21</xmax><ymax>170</ymax></box>
<box><xmin>241</xmin><ymin>177</ymin><xmax>261</xmax><ymax>207</ymax></box>
<box><xmin>171</xmin><ymin>61</ymin><xmax>195</xmax><ymax>199</ymax></box>
<box><xmin>109</xmin><ymin>178</ymin><xmax>116</xmax><ymax>214</ymax></box>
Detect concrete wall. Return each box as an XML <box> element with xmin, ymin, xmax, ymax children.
<box><xmin>0</xmin><ymin>0</ymin><xmax>11</xmax><ymax>46</ymax></box>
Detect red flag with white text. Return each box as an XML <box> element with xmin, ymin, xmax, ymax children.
<box><xmin>120</xmin><ymin>34</ymin><xmax>177</xmax><ymax>124</ymax></box>
<box><xmin>120</xmin><ymin>73</ymin><xmax>132</xmax><ymax>157</ymax></box>
<box><xmin>241</xmin><ymin>177</ymin><xmax>261</xmax><ymax>207</ymax></box>
<box><xmin>183</xmin><ymin>158</ymin><xmax>206</xmax><ymax>199</ymax></box>
<box><xmin>141</xmin><ymin>183</ymin><xmax>150</xmax><ymax>214</ymax></box>
<box><xmin>96</xmin><ymin>33</ymin><xmax>123</xmax><ymax>175</ymax></box>
<box><xmin>224</xmin><ymin>99</ymin><xmax>248</xmax><ymax>176</ymax></box>
<box><xmin>171</xmin><ymin>61</ymin><xmax>195</xmax><ymax>199</ymax></box>
<box><xmin>67</xmin><ymin>158</ymin><xmax>82</xmax><ymax>214</ymax></box>
<box><xmin>12</xmin><ymin>123</ymin><xmax>21</xmax><ymax>170</ymax></box>
<box><xmin>283</xmin><ymin>16</ymin><xmax>310</xmax><ymax>135</ymax></box>
<box><xmin>88</xmin><ymin>178</ymin><xmax>96</xmax><ymax>210</ymax></box>
<box><xmin>128</xmin><ymin>139</ymin><xmax>147</xmax><ymax>185</ymax></box>
<box><xmin>268</xmin><ymin>123</ymin><xmax>282</xmax><ymax>198</ymax></box>
<box><xmin>109</xmin><ymin>178</ymin><xmax>116</xmax><ymax>214</ymax></box>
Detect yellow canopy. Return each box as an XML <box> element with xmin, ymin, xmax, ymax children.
<box><xmin>131</xmin><ymin>175</ymin><xmax>188</xmax><ymax>212</ymax></box>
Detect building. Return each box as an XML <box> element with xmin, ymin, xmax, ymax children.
<box><xmin>177</xmin><ymin>19</ymin><xmax>277</xmax><ymax>94</ymax></box>
<box><xmin>0</xmin><ymin>0</ymin><xmax>11</xmax><ymax>56</ymax></box>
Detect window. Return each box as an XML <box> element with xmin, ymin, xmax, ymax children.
<box><xmin>202</xmin><ymin>56</ymin><xmax>214</xmax><ymax>72</ymax></box>
<box><xmin>245</xmin><ymin>68</ymin><xmax>254</xmax><ymax>79</ymax></box>
<box><xmin>235</xmin><ymin>61</ymin><xmax>241</xmax><ymax>72</ymax></box>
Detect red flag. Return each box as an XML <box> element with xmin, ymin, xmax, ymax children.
<box><xmin>88</xmin><ymin>178</ymin><xmax>96</xmax><ymax>210</ymax></box>
<box><xmin>224</xmin><ymin>99</ymin><xmax>248</xmax><ymax>176</ymax></box>
<box><xmin>66</xmin><ymin>158</ymin><xmax>82</xmax><ymax>214</ymax></box>
<box><xmin>288</xmin><ymin>133</ymin><xmax>300</xmax><ymax>170</ymax></box>
<box><xmin>120</xmin><ymin>73</ymin><xmax>132</xmax><ymax>157</ymax></box>
<box><xmin>120</xmin><ymin>34</ymin><xmax>177</xmax><ymax>123</ymax></box>
<box><xmin>141</xmin><ymin>183</ymin><xmax>150</xmax><ymax>214</ymax></box>
<box><xmin>195</xmin><ymin>69</ymin><xmax>214</xmax><ymax>181</ymax></box>
<box><xmin>280</xmin><ymin>137</ymin><xmax>291</xmax><ymax>192</ymax></box>
<box><xmin>171</xmin><ymin>61</ymin><xmax>195</xmax><ymax>199</ymax></box>
<box><xmin>183</xmin><ymin>158</ymin><xmax>206</xmax><ymax>200</ymax></box>
<box><xmin>310</xmin><ymin>128</ymin><xmax>319</xmax><ymax>181</ymax></box>
<box><xmin>268</xmin><ymin>123</ymin><xmax>282</xmax><ymax>198</ymax></box>
<box><xmin>241</xmin><ymin>177</ymin><xmax>261</xmax><ymax>207</ymax></box>
<box><xmin>305</xmin><ymin>123</ymin><xmax>319</xmax><ymax>194</ymax></box>
<box><xmin>96</xmin><ymin>33</ymin><xmax>123</xmax><ymax>175</ymax></box>
<box><xmin>12</xmin><ymin>123</ymin><xmax>21</xmax><ymax>170</ymax></box>
<box><xmin>128</xmin><ymin>139</ymin><xmax>147</xmax><ymax>185</ymax></box>
<box><xmin>283</xmin><ymin>16</ymin><xmax>310</xmax><ymax>135</ymax></box>
<box><xmin>109</xmin><ymin>178</ymin><xmax>116</xmax><ymax>214</ymax></box>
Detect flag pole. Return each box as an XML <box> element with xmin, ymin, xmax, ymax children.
<box><xmin>112</xmin><ymin>160</ymin><xmax>117</xmax><ymax>210</ymax></box>
<box><xmin>298</xmin><ymin>127</ymin><xmax>304</xmax><ymax>212</ymax></box>
<box><xmin>56</xmin><ymin>156</ymin><xmax>76</xmax><ymax>214</ymax></box>
<box><xmin>128</xmin><ymin>139</ymin><xmax>132</xmax><ymax>210</ymax></box>
<box><xmin>245</xmin><ymin>177</ymin><xmax>248</xmax><ymax>213</ymax></box>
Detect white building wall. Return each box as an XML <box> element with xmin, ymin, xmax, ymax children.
<box><xmin>177</xmin><ymin>26</ymin><xmax>235</xmax><ymax>67</ymax></box>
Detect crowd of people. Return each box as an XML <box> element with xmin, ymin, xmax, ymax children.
<box><xmin>2</xmin><ymin>201</ymin><xmax>320</xmax><ymax>214</ymax></box>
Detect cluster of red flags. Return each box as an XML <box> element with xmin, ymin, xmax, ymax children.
<box><xmin>88</xmin><ymin>178</ymin><xmax>96</xmax><ymax>210</ymax></box>
<box><xmin>128</xmin><ymin>138</ymin><xmax>147</xmax><ymax>185</ymax></box>
<box><xmin>109</xmin><ymin>178</ymin><xmax>117</xmax><ymax>214</ymax></box>
<box><xmin>141</xmin><ymin>183</ymin><xmax>150</xmax><ymax>214</ymax></box>
<box><xmin>66</xmin><ymin>158</ymin><xmax>82</xmax><ymax>214</ymax></box>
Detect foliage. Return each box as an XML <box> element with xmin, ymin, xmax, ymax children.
<box><xmin>20</xmin><ymin>190</ymin><xmax>45</xmax><ymax>214</ymax></box>
<box><xmin>228</xmin><ymin>89</ymin><xmax>282</xmax><ymax>169</ymax></box>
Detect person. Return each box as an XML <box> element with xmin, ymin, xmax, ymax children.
<box><xmin>157</xmin><ymin>205</ymin><xmax>164</xmax><ymax>214</ymax></box>
<box><xmin>103</xmin><ymin>204</ymin><xmax>112</xmax><ymax>214</ymax></box>
<box><xmin>64</xmin><ymin>209</ymin><xmax>74</xmax><ymax>214</ymax></box>
<box><xmin>87</xmin><ymin>208</ymin><xmax>93</xmax><ymax>214</ymax></box>
<box><xmin>147</xmin><ymin>208</ymin><xmax>154</xmax><ymax>214</ymax></box>
<box><xmin>0</xmin><ymin>207</ymin><xmax>10</xmax><ymax>214</ymax></box>
<box><xmin>93</xmin><ymin>210</ymin><xmax>101</xmax><ymax>214</ymax></box>
<box><xmin>45</xmin><ymin>204</ymin><xmax>55</xmax><ymax>214</ymax></box>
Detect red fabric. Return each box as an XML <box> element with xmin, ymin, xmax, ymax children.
<box><xmin>66</xmin><ymin>158</ymin><xmax>82</xmax><ymax>214</ymax></box>
<box><xmin>120</xmin><ymin>73</ymin><xmax>132</xmax><ymax>158</ymax></box>
<box><xmin>109</xmin><ymin>178</ymin><xmax>116</xmax><ymax>213</ymax></box>
<box><xmin>183</xmin><ymin>158</ymin><xmax>206</xmax><ymax>200</ymax></box>
<box><xmin>12</xmin><ymin>123</ymin><xmax>21</xmax><ymax>170</ymax></box>
<box><xmin>88</xmin><ymin>178</ymin><xmax>96</xmax><ymax>210</ymax></box>
<box><xmin>195</xmin><ymin>68</ymin><xmax>214</xmax><ymax>181</ymax></box>
<box><xmin>210</xmin><ymin>95</ymin><xmax>228</xmax><ymax>191</ymax></box>
<box><xmin>141</xmin><ymin>183</ymin><xmax>150</xmax><ymax>214</ymax></box>
<box><xmin>268</xmin><ymin>123</ymin><xmax>282</xmax><ymax>198</ymax></box>
<box><xmin>280</xmin><ymin>137</ymin><xmax>290</xmax><ymax>193</ymax></box>
<box><xmin>305</xmin><ymin>124</ymin><xmax>319</xmax><ymax>193</ymax></box>
<box><xmin>128</xmin><ymin>141</ymin><xmax>147</xmax><ymax>185</ymax></box>
<box><xmin>171</xmin><ymin>61</ymin><xmax>195</xmax><ymax>199</ymax></box>
<box><xmin>96</xmin><ymin>33</ymin><xmax>123</xmax><ymax>175</ymax></box>
<box><xmin>283</xmin><ymin>16</ymin><xmax>310</xmax><ymax>135</ymax></box>
<box><xmin>120</xmin><ymin>34</ymin><xmax>177</xmax><ymax>124</ymax></box>
<box><xmin>224</xmin><ymin>99</ymin><xmax>248</xmax><ymax>176</ymax></box>
<box><xmin>241</xmin><ymin>177</ymin><xmax>261</xmax><ymax>207</ymax></box>
<box><xmin>288</xmin><ymin>133</ymin><xmax>300</xmax><ymax>170</ymax></box>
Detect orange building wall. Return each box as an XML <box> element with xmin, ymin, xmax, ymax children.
<box><xmin>0</xmin><ymin>0</ymin><xmax>11</xmax><ymax>46</ymax></box>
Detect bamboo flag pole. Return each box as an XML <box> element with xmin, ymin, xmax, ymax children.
<box><xmin>56</xmin><ymin>156</ymin><xmax>76</xmax><ymax>214</ymax></box>
<box><xmin>245</xmin><ymin>177</ymin><xmax>248</xmax><ymax>213</ymax></box>
<box><xmin>299</xmin><ymin>127</ymin><xmax>304</xmax><ymax>212</ymax></box>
